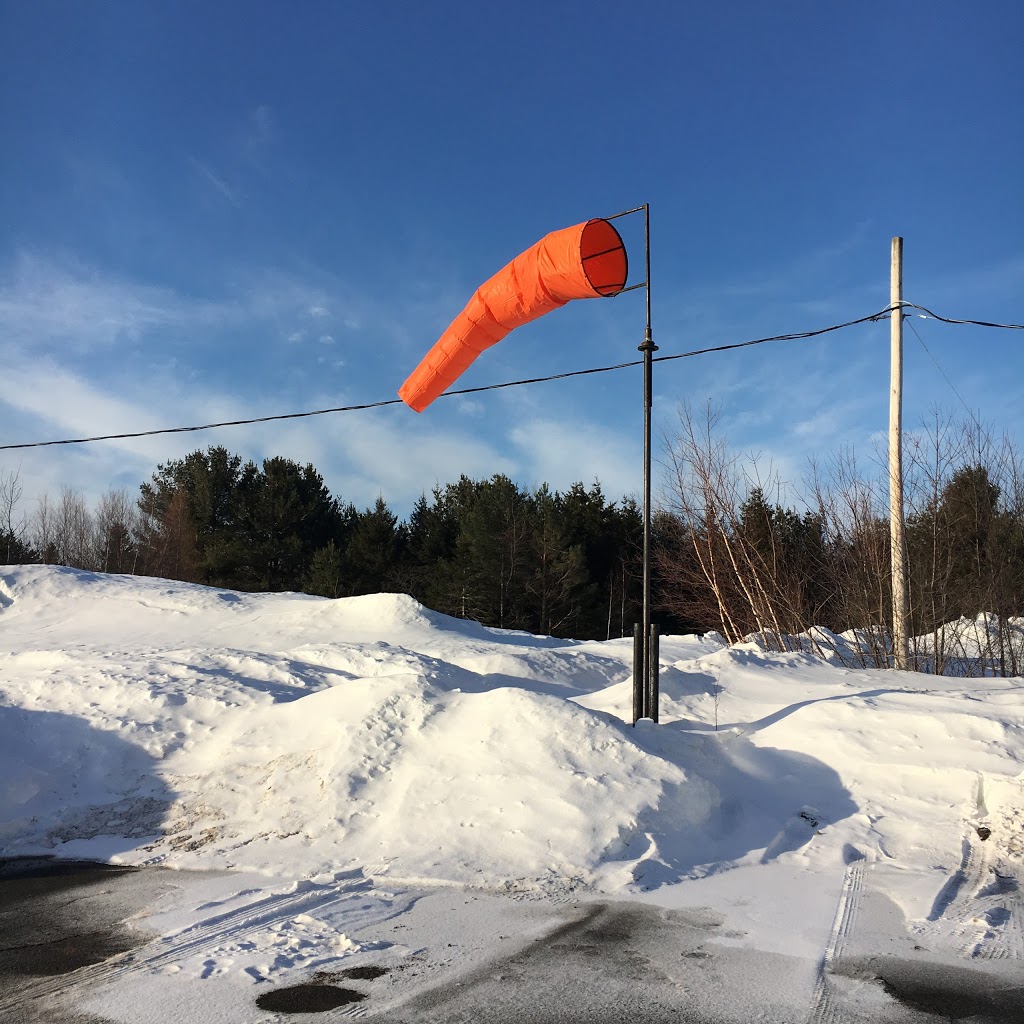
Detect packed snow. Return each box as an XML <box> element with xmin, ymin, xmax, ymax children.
<box><xmin>1</xmin><ymin>565</ymin><xmax>1022</xmax><ymax>1023</ymax></box>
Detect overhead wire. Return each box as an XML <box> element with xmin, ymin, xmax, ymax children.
<box><xmin>905</xmin><ymin>316</ymin><xmax>985</xmax><ymax>434</ymax></box>
<box><xmin>900</xmin><ymin>302</ymin><xmax>1024</xmax><ymax>330</ymax></box>
<box><xmin>0</xmin><ymin>308</ymin><xmax>894</xmax><ymax>452</ymax></box>
<box><xmin>0</xmin><ymin>302</ymin><xmax>1018</xmax><ymax>453</ymax></box>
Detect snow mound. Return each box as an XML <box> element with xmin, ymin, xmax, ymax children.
<box><xmin>0</xmin><ymin>566</ymin><xmax>714</xmax><ymax>889</ymax></box>
<box><xmin>0</xmin><ymin>565</ymin><xmax>572</xmax><ymax>652</ymax></box>
<box><xmin>142</xmin><ymin>677</ymin><xmax>717</xmax><ymax>886</ymax></box>
<box><xmin>3</xmin><ymin>565</ymin><xmax>1023</xmax><ymax>923</ymax></box>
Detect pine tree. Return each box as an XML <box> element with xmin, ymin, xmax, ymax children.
<box><xmin>138</xmin><ymin>446</ymin><xmax>244</xmax><ymax>585</ymax></box>
<box><xmin>237</xmin><ymin>457</ymin><xmax>346</xmax><ymax>592</ymax></box>
<box><xmin>343</xmin><ymin>497</ymin><xmax>404</xmax><ymax>595</ymax></box>
<box><xmin>452</xmin><ymin>475</ymin><xmax>530</xmax><ymax>628</ymax></box>
<box><xmin>527</xmin><ymin>485</ymin><xmax>592</xmax><ymax>635</ymax></box>
<box><xmin>0</xmin><ymin>529</ymin><xmax>37</xmax><ymax>564</ymax></box>
<box><xmin>305</xmin><ymin>540</ymin><xmax>346</xmax><ymax>598</ymax></box>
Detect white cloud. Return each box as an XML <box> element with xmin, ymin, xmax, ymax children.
<box><xmin>790</xmin><ymin>402</ymin><xmax>864</xmax><ymax>442</ymax></box>
<box><xmin>330</xmin><ymin>409</ymin><xmax>518</xmax><ymax>510</ymax></box>
<box><xmin>0</xmin><ymin>352</ymin><xmax>515</xmax><ymax>521</ymax></box>
<box><xmin>0</xmin><ymin>358</ymin><xmax>247</xmax><ymax>514</ymax></box>
<box><xmin>508</xmin><ymin>418</ymin><xmax>641</xmax><ymax>502</ymax></box>
<box><xmin>0</xmin><ymin>253</ymin><xmax>652</xmax><ymax>523</ymax></box>
<box><xmin>0</xmin><ymin>254</ymin><xmax>182</xmax><ymax>353</ymax></box>
<box><xmin>0</xmin><ymin>254</ymin><xmax>383</xmax><ymax>363</ymax></box>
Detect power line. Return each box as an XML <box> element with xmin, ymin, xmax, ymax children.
<box><xmin>900</xmin><ymin>302</ymin><xmax>1024</xmax><ymax>330</ymax></box>
<box><xmin>0</xmin><ymin>397</ymin><xmax>405</xmax><ymax>451</ymax></box>
<box><xmin>0</xmin><ymin>302</ymin><xmax>1016</xmax><ymax>452</ymax></box>
<box><xmin>653</xmin><ymin>307</ymin><xmax>892</xmax><ymax>365</ymax></box>
<box><xmin>0</xmin><ymin>308</ymin><xmax>893</xmax><ymax>452</ymax></box>
<box><xmin>906</xmin><ymin>317</ymin><xmax>985</xmax><ymax>434</ymax></box>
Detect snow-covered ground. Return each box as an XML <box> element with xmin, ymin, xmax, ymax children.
<box><xmin>1</xmin><ymin>565</ymin><xmax>1022</xmax><ymax>1022</ymax></box>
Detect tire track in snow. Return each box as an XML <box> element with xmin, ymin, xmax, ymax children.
<box><xmin>0</xmin><ymin>874</ymin><xmax>391</xmax><ymax>1015</ymax></box>
<box><xmin>806</xmin><ymin>859</ymin><xmax>865</xmax><ymax>1024</ymax></box>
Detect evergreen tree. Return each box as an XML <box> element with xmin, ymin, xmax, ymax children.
<box><xmin>138</xmin><ymin>446</ymin><xmax>245</xmax><ymax>585</ymax></box>
<box><xmin>1</xmin><ymin>529</ymin><xmax>38</xmax><ymax>564</ymax></box>
<box><xmin>452</xmin><ymin>475</ymin><xmax>530</xmax><ymax>628</ymax></box>
<box><xmin>236</xmin><ymin>457</ymin><xmax>344</xmax><ymax>592</ymax></box>
<box><xmin>527</xmin><ymin>485</ymin><xmax>591</xmax><ymax>635</ymax></box>
<box><xmin>343</xmin><ymin>497</ymin><xmax>404</xmax><ymax>595</ymax></box>
<box><xmin>416</xmin><ymin>476</ymin><xmax>483</xmax><ymax>618</ymax></box>
<box><xmin>560</xmin><ymin>482</ymin><xmax>641</xmax><ymax>637</ymax></box>
<box><xmin>137</xmin><ymin>447</ymin><xmax>347</xmax><ymax>592</ymax></box>
<box><xmin>305</xmin><ymin>539</ymin><xmax>346</xmax><ymax>598</ymax></box>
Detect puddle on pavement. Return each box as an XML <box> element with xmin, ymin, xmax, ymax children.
<box><xmin>255</xmin><ymin>983</ymin><xmax>367</xmax><ymax>1013</ymax></box>
<box><xmin>254</xmin><ymin>965</ymin><xmax>390</xmax><ymax>1014</ymax></box>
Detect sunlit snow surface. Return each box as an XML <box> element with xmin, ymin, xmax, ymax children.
<box><xmin>1</xmin><ymin>565</ymin><xmax>1022</xmax><ymax>1023</ymax></box>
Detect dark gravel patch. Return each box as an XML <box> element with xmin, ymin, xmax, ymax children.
<box><xmin>339</xmin><ymin>964</ymin><xmax>389</xmax><ymax>980</ymax></box>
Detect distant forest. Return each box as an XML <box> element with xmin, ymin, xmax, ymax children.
<box><xmin>4</xmin><ymin>408</ymin><xmax>1024</xmax><ymax>669</ymax></box>
<box><xmin>0</xmin><ymin>448</ymin><xmax>653</xmax><ymax>640</ymax></box>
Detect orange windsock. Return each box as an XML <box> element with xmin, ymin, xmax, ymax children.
<box><xmin>399</xmin><ymin>218</ymin><xmax>627</xmax><ymax>412</ymax></box>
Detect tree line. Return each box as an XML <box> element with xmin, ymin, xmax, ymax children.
<box><xmin>655</xmin><ymin>404</ymin><xmax>1024</xmax><ymax>675</ymax></box>
<box><xmin>5</xmin><ymin>407</ymin><xmax>1023</xmax><ymax>671</ymax></box>
<box><xmin>0</xmin><ymin>449</ymin><xmax>649</xmax><ymax>641</ymax></box>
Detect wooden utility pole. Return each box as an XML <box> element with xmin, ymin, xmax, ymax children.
<box><xmin>889</xmin><ymin>237</ymin><xmax>909</xmax><ymax>670</ymax></box>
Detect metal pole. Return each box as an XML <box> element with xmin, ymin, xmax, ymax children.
<box><xmin>647</xmin><ymin>623</ymin><xmax>660</xmax><ymax>724</ymax></box>
<box><xmin>632</xmin><ymin>622</ymin><xmax>644</xmax><ymax>723</ymax></box>
<box><xmin>889</xmin><ymin>237</ymin><xmax>909</xmax><ymax>670</ymax></box>
<box><xmin>638</xmin><ymin>204</ymin><xmax>659</xmax><ymax>721</ymax></box>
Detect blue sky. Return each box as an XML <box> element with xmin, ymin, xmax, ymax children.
<box><xmin>1</xmin><ymin>1</ymin><xmax>1022</xmax><ymax>518</ymax></box>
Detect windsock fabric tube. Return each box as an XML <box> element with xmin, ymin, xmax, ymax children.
<box><xmin>399</xmin><ymin>218</ymin><xmax>627</xmax><ymax>412</ymax></box>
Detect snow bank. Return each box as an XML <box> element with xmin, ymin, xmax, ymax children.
<box><xmin>0</xmin><ymin>566</ymin><xmax>715</xmax><ymax>888</ymax></box>
<box><xmin>2</xmin><ymin>565</ymin><xmax>1022</xmax><ymax>922</ymax></box>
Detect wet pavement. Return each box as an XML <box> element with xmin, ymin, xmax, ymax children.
<box><xmin>0</xmin><ymin>858</ymin><xmax>170</xmax><ymax>1023</ymax></box>
<box><xmin>2</xmin><ymin>858</ymin><xmax>1022</xmax><ymax>1023</ymax></box>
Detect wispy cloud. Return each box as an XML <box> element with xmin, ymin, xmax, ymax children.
<box><xmin>0</xmin><ymin>254</ymin><xmax>182</xmax><ymax>353</ymax></box>
<box><xmin>248</xmin><ymin>105</ymin><xmax>276</xmax><ymax>148</ymax></box>
<box><xmin>333</xmin><ymin>409</ymin><xmax>518</xmax><ymax>508</ymax></box>
<box><xmin>0</xmin><ymin>356</ymin><xmax>184</xmax><ymax>455</ymax></box>
<box><xmin>508</xmin><ymin>418</ymin><xmax>641</xmax><ymax>502</ymax></box>
<box><xmin>184</xmin><ymin>106</ymin><xmax>282</xmax><ymax>216</ymax></box>
<box><xmin>0</xmin><ymin>249</ymin><xmax>656</xmax><ymax>521</ymax></box>
<box><xmin>189</xmin><ymin>157</ymin><xmax>241</xmax><ymax>207</ymax></box>
<box><xmin>0</xmin><ymin>353</ymin><xmax>257</xmax><ymax>512</ymax></box>
<box><xmin>243</xmin><ymin>104</ymin><xmax>276</xmax><ymax>154</ymax></box>
<box><xmin>0</xmin><ymin>253</ymin><xmax>382</xmax><ymax>360</ymax></box>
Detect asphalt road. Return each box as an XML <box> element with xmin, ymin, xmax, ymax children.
<box><xmin>0</xmin><ymin>858</ymin><xmax>172</xmax><ymax>1024</ymax></box>
<box><xmin>2</xmin><ymin>858</ymin><xmax>1022</xmax><ymax>1024</ymax></box>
